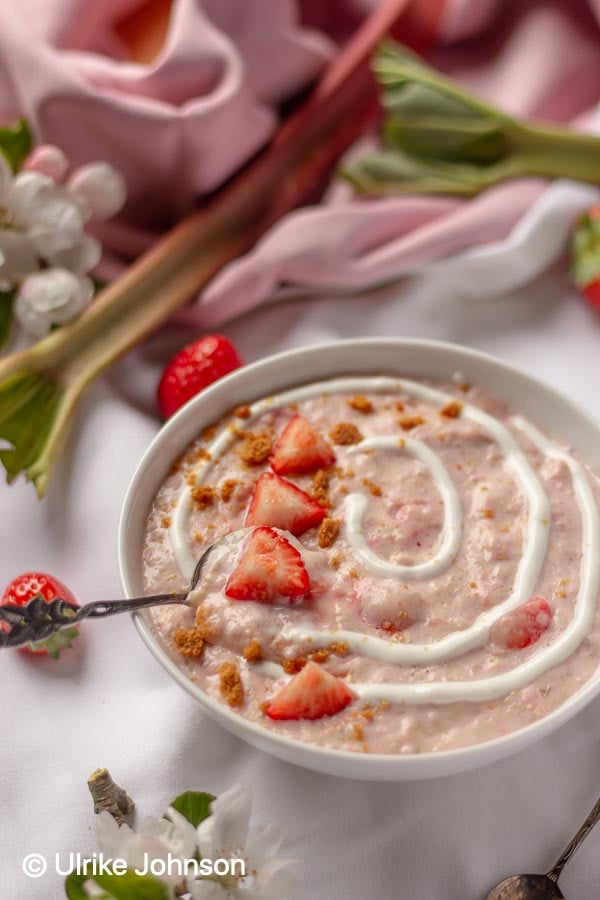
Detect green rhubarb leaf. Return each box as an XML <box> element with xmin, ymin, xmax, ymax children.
<box><xmin>65</xmin><ymin>871</ymin><xmax>94</xmax><ymax>900</ymax></box>
<box><xmin>0</xmin><ymin>119</ymin><xmax>33</xmax><ymax>172</ymax></box>
<box><xmin>0</xmin><ymin>291</ymin><xmax>14</xmax><ymax>351</ymax></box>
<box><xmin>91</xmin><ymin>870</ymin><xmax>171</xmax><ymax>899</ymax></box>
<box><xmin>169</xmin><ymin>790</ymin><xmax>215</xmax><ymax>827</ymax></box>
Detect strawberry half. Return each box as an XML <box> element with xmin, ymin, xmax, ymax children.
<box><xmin>266</xmin><ymin>661</ymin><xmax>355</xmax><ymax>720</ymax></box>
<box><xmin>157</xmin><ymin>334</ymin><xmax>242</xmax><ymax>419</ymax></box>
<box><xmin>271</xmin><ymin>414</ymin><xmax>335</xmax><ymax>475</ymax></box>
<box><xmin>1</xmin><ymin>572</ymin><xmax>80</xmax><ymax>658</ymax></box>
<box><xmin>245</xmin><ymin>471</ymin><xmax>326</xmax><ymax>535</ymax></box>
<box><xmin>491</xmin><ymin>596</ymin><xmax>553</xmax><ymax>650</ymax></box>
<box><xmin>225</xmin><ymin>526</ymin><xmax>310</xmax><ymax>604</ymax></box>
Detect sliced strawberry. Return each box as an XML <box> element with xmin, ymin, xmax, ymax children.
<box><xmin>225</xmin><ymin>526</ymin><xmax>310</xmax><ymax>604</ymax></box>
<box><xmin>1</xmin><ymin>572</ymin><xmax>80</xmax><ymax>658</ymax></box>
<box><xmin>491</xmin><ymin>596</ymin><xmax>553</xmax><ymax>650</ymax></box>
<box><xmin>271</xmin><ymin>414</ymin><xmax>335</xmax><ymax>475</ymax></box>
<box><xmin>245</xmin><ymin>472</ymin><xmax>326</xmax><ymax>535</ymax></box>
<box><xmin>266</xmin><ymin>661</ymin><xmax>355</xmax><ymax>720</ymax></box>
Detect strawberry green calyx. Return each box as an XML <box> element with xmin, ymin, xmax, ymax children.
<box><xmin>571</xmin><ymin>207</ymin><xmax>600</xmax><ymax>288</ymax></box>
<box><xmin>30</xmin><ymin>625</ymin><xmax>80</xmax><ymax>659</ymax></box>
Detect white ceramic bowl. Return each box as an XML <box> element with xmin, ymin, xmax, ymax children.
<box><xmin>119</xmin><ymin>338</ymin><xmax>600</xmax><ymax>780</ymax></box>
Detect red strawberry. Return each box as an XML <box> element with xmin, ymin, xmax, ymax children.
<box><xmin>266</xmin><ymin>661</ymin><xmax>354</xmax><ymax>720</ymax></box>
<box><xmin>1</xmin><ymin>572</ymin><xmax>79</xmax><ymax>658</ymax></box>
<box><xmin>225</xmin><ymin>526</ymin><xmax>310</xmax><ymax>603</ymax></box>
<box><xmin>572</xmin><ymin>206</ymin><xmax>600</xmax><ymax>311</ymax></box>
<box><xmin>158</xmin><ymin>334</ymin><xmax>242</xmax><ymax>418</ymax></box>
<box><xmin>271</xmin><ymin>415</ymin><xmax>335</xmax><ymax>475</ymax></box>
<box><xmin>491</xmin><ymin>596</ymin><xmax>553</xmax><ymax>650</ymax></box>
<box><xmin>245</xmin><ymin>472</ymin><xmax>326</xmax><ymax>535</ymax></box>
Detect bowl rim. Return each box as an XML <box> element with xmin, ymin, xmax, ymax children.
<box><xmin>118</xmin><ymin>337</ymin><xmax>600</xmax><ymax>775</ymax></box>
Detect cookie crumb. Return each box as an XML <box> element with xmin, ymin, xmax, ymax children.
<box><xmin>482</xmin><ymin>508</ymin><xmax>495</xmax><ymax>519</ymax></box>
<box><xmin>196</xmin><ymin>447</ymin><xmax>211</xmax><ymax>461</ymax></box>
<box><xmin>173</xmin><ymin>627</ymin><xmax>205</xmax><ymax>659</ymax></box>
<box><xmin>329</xmin><ymin>422</ymin><xmax>363</xmax><ymax>445</ymax></box>
<box><xmin>352</xmin><ymin>722</ymin><xmax>365</xmax><ymax>741</ymax></box>
<box><xmin>362</xmin><ymin>478</ymin><xmax>382</xmax><ymax>497</ymax></box>
<box><xmin>348</xmin><ymin>395</ymin><xmax>374</xmax><ymax>414</ymax></box>
<box><xmin>318</xmin><ymin>517</ymin><xmax>340</xmax><ymax>549</ymax></box>
<box><xmin>399</xmin><ymin>415</ymin><xmax>425</xmax><ymax>431</ymax></box>
<box><xmin>202</xmin><ymin>425</ymin><xmax>217</xmax><ymax>442</ymax></box>
<box><xmin>220</xmin><ymin>478</ymin><xmax>239</xmax><ymax>503</ymax></box>
<box><xmin>469</xmin><ymin>581</ymin><xmax>478</xmax><ymax>589</ymax></box>
<box><xmin>283</xmin><ymin>657</ymin><xmax>307</xmax><ymax>674</ymax></box>
<box><xmin>191</xmin><ymin>485</ymin><xmax>215</xmax><ymax>508</ymax></box>
<box><xmin>311</xmin><ymin>468</ymin><xmax>332</xmax><ymax>505</ymax></box>
<box><xmin>234</xmin><ymin>405</ymin><xmax>251</xmax><ymax>419</ymax></box>
<box><xmin>330</xmin><ymin>553</ymin><xmax>342</xmax><ymax>570</ymax></box>
<box><xmin>219</xmin><ymin>661</ymin><xmax>244</xmax><ymax>708</ymax></box>
<box><xmin>240</xmin><ymin>432</ymin><xmax>272</xmax><ymax>466</ymax></box>
<box><xmin>459</xmin><ymin>382</ymin><xmax>470</xmax><ymax>393</ymax></box>
<box><xmin>161</xmin><ymin>515</ymin><xmax>172</xmax><ymax>528</ymax></box>
<box><xmin>395</xmin><ymin>401</ymin><xmax>405</xmax><ymax>412</ymax></box>
<box><xmin>242</xmin><ymin>639</ymin><xmax>262</xmax><ymax>662</ymax></box>
<box><xmin>440</xmin><ymin>401</ymin><xmax>462</xmax><ymax>419</ymax></box>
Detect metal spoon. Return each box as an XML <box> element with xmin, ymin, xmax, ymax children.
<box><xmin>0</xmin><ymin>539</ymin><xmax>221</xmax><ymax>649</ymax></box>
<box><xmin>486</xmin><ymin>794</ymin><xmax>600</xmax><ymax>899</ymax></box>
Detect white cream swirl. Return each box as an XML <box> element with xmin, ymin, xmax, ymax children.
<box><xmin>168</xmin><ymin>376</ymin><xmax>600</xmax><ymax>706</ymax></box>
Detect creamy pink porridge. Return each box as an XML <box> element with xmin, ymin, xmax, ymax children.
<box><xmin>142</xmin><ymin>375</ymin><xmax>600</xmax><ymax>755</ymax></box>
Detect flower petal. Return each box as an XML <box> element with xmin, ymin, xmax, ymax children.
<box><xmin>49</xmin><ymin>233</ymin><xmax>102</xmax><ymax>276</ymax></box>
<box><xmin>189</xmin><ymin>881</ymin><xmax>230</xmax><ymax>900</ymax></box>
<box><xmin>196</xmin><ymin>784</ymin><xmax>252</xmax><ymax>860</ymax></box>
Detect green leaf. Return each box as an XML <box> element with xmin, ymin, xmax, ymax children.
<box><xmin>169</xmin><ymin>790</ymin><xmax>215</xmax><ymax>827</ymax></box>
<box><xmin>65</xmin><ymin>871</ymin><xmax>90</xmax><ymax>899</ymax></box>
<box><xmin>0</xmin><ymin>119</ymin><xmax>33</xmax><ymax>172</ymax></box>
<box><xmin>92</xmin><ymin>870</ymin><xmax>171</xmax><ymax>899</ymax></box>
<box><xmin>0</xmin><ymin>291</ymin><xmax>14</xmax><ymax>351</ymax></box>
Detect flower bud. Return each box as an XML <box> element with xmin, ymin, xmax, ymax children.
<box><xmin>14</xmin><ymin>269</ymin><xmax>93</xmax><ymax>338</ymax></box>
<box><xmin>24</xmin><ymin>145</ymin><xmax>69</xmax><ymax>182</ymax></box>
<box><xmin>68</xmin><ymin>162</ymin><xmax>127</xmax><ymax>220</ymax></box>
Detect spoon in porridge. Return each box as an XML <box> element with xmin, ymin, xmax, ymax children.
<box><xmin>0</xmin><ymin>534</ymin><xmax>232</xmax><ymax>650</ymax></box>
<box><xmin>485</xmin><ymin>794</ymin><xmax>600</xmax><ymax>899</ymax></box>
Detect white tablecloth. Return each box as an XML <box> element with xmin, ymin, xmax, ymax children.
<box><xmin>3</xmin><ymin>266</ymin><xmax>600</xmax><ymax>900</ymax></box>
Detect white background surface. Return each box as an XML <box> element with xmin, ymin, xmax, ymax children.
<box><xmin>2</xmin><ymin>263</ymin><xmax>600</xmax><ymax>899</ymax></box>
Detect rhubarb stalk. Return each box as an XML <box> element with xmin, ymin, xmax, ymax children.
<box><xmin>0</xmin><ymin>0</ymin><xmax>440</xmax><ymax>496</ymax></box>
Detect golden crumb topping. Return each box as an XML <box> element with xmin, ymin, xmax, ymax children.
<box><xmin>318</xmin><ymin>517</ymin><xmax>340</xmax><ymax>549</ymax></box>
<box><xmin>234</xmin><ymin>404</ymin><xmax>251</xmax><ymax>419</ymax></box>
<box><xmin>220</xmin><ymin>478</ymin><xmax>239</xmax><ymax>503</ymax></box>
<box><xmin>191</xmin><ymin>485</ymin><xmax>215</xmax><ymax>508</ymax></box>
<box><xmin>242</xmin><ymin>639</ymin><xmax>262</xmax><ymax>662</ymax></box>
<box><xmin>399</xmin><ymin>415</ymin><xmax>425</xmax><ymax>431</ymax></box>
<box><xmin>219</xmin><ymin>661</ymin><xmax>244</xmax><ymax>708</ymax></box>
<box><xmin>240</xmin><ymin>432</ymin><xmax>272</xmax><ymax>466</ymax></box>
<box><xmin>440</xmin><ymin>401</ymin><xmax>462</xmax><ymax>419</ymax></box>
<box><xmin>347</xmin><ymin>395</ymin><xmax>374</xmax><ymax>414</ymax></box>
<box><xmin>173</xmin><ymin>627</ymin><xmax>204</xmax><ymax>659</ymax></box>
<box><xmin>329</xmin><ymin>422</ymin><xmax>363</xmax><ymax>445</ymax></box>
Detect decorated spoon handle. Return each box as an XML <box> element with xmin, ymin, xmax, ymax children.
<box><xmin>547</xmin><ymin>794</ymin><xmax>600</xmax><ymax>882</ymax></box>
<box><xmin>0</xmin><ymin>593</ymin><xmax>188</xmax><ymax>648</ymax></box>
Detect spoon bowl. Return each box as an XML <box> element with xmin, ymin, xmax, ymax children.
<box><xmin>486</xmin><ymin>874</ymin><xmax>563</xmax><ymax>899</ymax></box>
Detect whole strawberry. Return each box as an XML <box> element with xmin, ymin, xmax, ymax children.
<box><xmin>158</xmin><ymin>334</ymin><xmax>242</xmax><ymax>418</ymax></box>
<box><xmin>572</xmin><ymin>205</ymin><xmax>600</xmax><ymax>309</ymax></box>
<box><xmin>1</xmin><ymin>572</ymin><xmax>80</xmax><ymax>658</ymax></box>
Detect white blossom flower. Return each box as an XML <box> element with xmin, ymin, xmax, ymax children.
<box><xmin>0</xmin><ymin>230</ymin><xmax>39</xmax><ymax>284</ymax></box>
<box><xmin>68</xmin><ymin>162</ymin><xmax>127</xmax><ymax>220</ymax></box>
<box><xmin>23</xmin><ymin>144</ymin><xmax>69</xmax><ymax>182</ymax></box>
<box><xmin>0</xmin><ymin>142</ymin><xmax>126</xmax><ymax>341</ymax></box>
<box><xmin>14</xmin><ymin>268</ymin><xmax>93</xmax><ymax>337</ymax></box>
<box><xmin>10</xmin><ymin>170</ymin><xmax>87</xmax><ymax>257</ymax></box>
<box><xmin>189</xmin><ymin>785</ymin><xmax>297</xmax><ymax>900</ymax></box>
